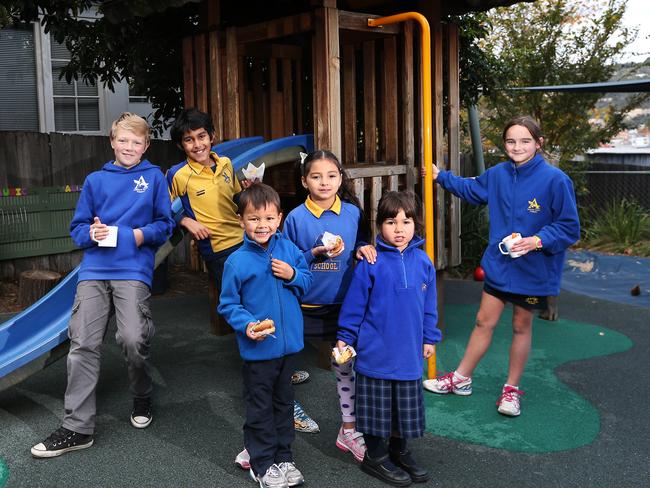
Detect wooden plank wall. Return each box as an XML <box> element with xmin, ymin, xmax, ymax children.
<box><xmin>0</xmin><ymin>132</ymin><xmax>181</xmax><ymax>189</ymax></box>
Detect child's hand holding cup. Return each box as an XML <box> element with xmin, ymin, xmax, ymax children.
<box><xmin>498</xmin><ymin>232</ymin><xmax>526</xmax><ymax>258</ymax></box>
<box><xmin>90</xmin><ymin>217</ymin><xmax>118</xmax><ymax>247</ymax></box>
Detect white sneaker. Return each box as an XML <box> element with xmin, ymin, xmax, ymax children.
<box><xmin>423</xmin><ymin>371</ymin><xmax>472</xmax><ymax>395</ymax></box>
<box><xmin>497</xmin><ymin>385</ymin><xmax>524</xmax><ymax>417</ymax></box>
<box><xmin>249</xmin><ymin>463</ymin><xmax>288</xmax><ymax>488</ymax></box>
<box><xmin>277</xmin><ymin>462</ymin><xmax>304</xmax><ymax>486</ymax></box>
<box><xmin>235</xmin><ymin>448</ymin><xmax>250</xmax><ymax>469</ymax></box>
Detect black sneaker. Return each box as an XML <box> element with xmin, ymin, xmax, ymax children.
<box><xmin>130</xmin><ymin>397</ymin><xmax>152</xmax><ymax>428</ymax></box>
<box><xmin>31</xmin><ymin>427</ymin><xmax>93</xmax><ymax>458</ymax></box>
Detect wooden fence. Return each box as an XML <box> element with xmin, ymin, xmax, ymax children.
<box><xmin>0</xmin><ymin>131</ymin><xmax>183</xmax><ymax>280</ymax></box>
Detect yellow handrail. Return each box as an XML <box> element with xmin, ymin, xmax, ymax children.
<box><xmin>368</xmin><ymin>12</ymin><xmax>436</xmax><ymax>379</ymax></box>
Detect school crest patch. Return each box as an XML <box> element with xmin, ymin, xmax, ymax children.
<box><xmin>527</xmin><ymin>198</ymin><xmax>541</xmax><ymax>213</ymax></box>
<box><xmin>133</xmin><ymin>176</ymin><xmax>149</xmax><ymax>193</ymax></box>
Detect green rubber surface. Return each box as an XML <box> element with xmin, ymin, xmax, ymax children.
<box><xmin>425</xmin><ymin>304</ymin><xmax>633</xmax><ymax>453</ymax></box>
<box><xmin>0</xmin><ymin>458</ymin><xmax>8</xmax><ymax>487</ymax></box>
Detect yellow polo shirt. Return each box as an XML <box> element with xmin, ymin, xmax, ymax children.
<box><xmin>167</xmin><ymin>152</ymin><xmax>243</xmax><ymax>258</ymax></box>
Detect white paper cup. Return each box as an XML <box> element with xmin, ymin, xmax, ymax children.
<box><xmin>92</xmin><ymin>225</ymin><xmax>118</xmax><ymax>247</ymax></box>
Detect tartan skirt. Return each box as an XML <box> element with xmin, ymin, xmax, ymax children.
<box><xmin>355</xmin><ymin>372</ymin><xmax>425</xmax><ymax>439</ymax></box>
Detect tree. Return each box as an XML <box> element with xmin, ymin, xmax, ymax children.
<box><xmin>476</xmin><ymin>0</ymin><xmax>650</xmax><ymax>171</ymax></box>
<box><xmin>2</xmin><ymin>0</ymin><xmax>202</xmax><ymax>135</ymax></box>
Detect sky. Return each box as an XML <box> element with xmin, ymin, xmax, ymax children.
<box><xmin>620</xmin><ymin>0</ymin><xmax>650</xmax><ymax>63</ymax></box>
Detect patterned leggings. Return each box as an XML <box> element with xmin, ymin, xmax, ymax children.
<box><xmin>332</xmin><ymin>357</ymin><xmax>356</xmax><ymax>423</ymax></box>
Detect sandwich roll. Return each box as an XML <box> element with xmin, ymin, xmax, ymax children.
<box><xmin>252</xmin><ymin>319</ymin><xmax>276</xmax><ymax>336</ymax></box>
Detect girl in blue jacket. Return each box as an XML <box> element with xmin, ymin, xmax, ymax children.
<box><xmin>337</xmin><ymin>191</ymin><xmax>441</xmax><ymax>486</ymax></box>
<box><xmin>423</xmin><ymin>116</ymin><xmax>580</xmax><ymax>418</ymax></box>
<box><xmin>283</xmin><ymin>150</ymin><xmax>376</xmax><ymax>461</ymax></box>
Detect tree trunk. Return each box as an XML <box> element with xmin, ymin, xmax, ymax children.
<box><xmin>18</xmin><ymin>270</ymin><xmax>62</xmax><ymax>308</ymax></box>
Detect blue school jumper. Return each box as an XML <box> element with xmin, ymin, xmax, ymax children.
<box><xmin>283</xmin><ymin>195</ymin><xmax>365</xmax><ymax>305</ymax></box>
<box><xmin>337</xmin><ymin>236</ymin><xmax>441</xmax><ymax>381</ymax></box>
<box><xmin>70</xmin><ymin>160</ymin><xmax>174</xmax><ymax>287</ymax></box>
<box><xmin>436</xmin><ymin>153</ymin><xmax>580</xmax><ymax>296</ymax></box>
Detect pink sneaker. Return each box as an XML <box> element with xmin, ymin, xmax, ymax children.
<box><xmin>234</xmin><ymin>448</ymin><xmax>250</xmax><ymax>470</ymax></box>
<box><xmin>423</xmin><ymin>371</ymin><xmax>472</xmax><ymax>395</ymax></box>
<box><xmin>335</xmin><ymin>427</ymin><xmax>366</xmax><ymax>462</ymax></box>
<box><xmin>497</xmin><ymin>385</ymin><xmax>524</xmax><ymax>417</ymax></box>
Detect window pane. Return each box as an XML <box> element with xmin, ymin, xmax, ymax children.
<box><xmin>78</xmin><ymin>98</ymin><xmax>100</xmax><ymax>131</ymax></box>
<box><xmin>0</xmin><ymin>26</ymin><xmax>39</xmax><ymax>130</ymax></box>
<box><xmin>77</xmin><ymin>79</ymin><xmax>98</xmax><ymax>96</ymax></box>
<box><xmin>51</xmin><ymin>59</ymin><xmax>75</xmax><ymax>96</ymax></box>
<box><xmin>50</xmin><ymin>39</ymin><xmax>70</xmax><ymax>60</ymax></box>
<box><xmin>54</xmin><ymin>97</ymin><xmax>77</xmax><ymax>131</ymax></box>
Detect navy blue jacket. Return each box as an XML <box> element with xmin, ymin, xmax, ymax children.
<box><xmin>218</xmin><ymin>232</ymin><xmax>313</xmax><ymax>361</ymax></box>
<box><xmin>437</xmin><ymin>153</ymin><xmax>580</xmax><ymax>296</ymax></box>
<box><xmin>337</xmin><ymin>237</ymin><xmax>441</xmax><ymax>380</ymax></box>
<box><xmin>70</xmin><ymin>160</ymin><xmax>174</xmax><ymax>287</ymax></box>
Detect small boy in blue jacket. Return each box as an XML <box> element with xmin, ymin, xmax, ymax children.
<box><xmin>218</xmin><ymin>183</ymin><xmax>312</xmax><ymax>488</ymax></box>
<box><xmin>31</xmin><ymin>113</ymin><xmax>174</xmax><ymax>459</ymax></box>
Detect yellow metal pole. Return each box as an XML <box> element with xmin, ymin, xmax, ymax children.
<box><xmin>368</xmin><ymin>13</ymin><xmax>436</xmax><ymax>379</ymax></box>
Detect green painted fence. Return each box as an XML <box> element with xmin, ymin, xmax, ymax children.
<box><xmin>0</xmin><ymin>186</ymin><xmax>81</xmax><ymax>260</ymax></box>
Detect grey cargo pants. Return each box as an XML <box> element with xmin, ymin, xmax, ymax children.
<box><xmin>62</xmin><ymin>280</ymin><xmax>154</xmax><ymax>435</ymax></box>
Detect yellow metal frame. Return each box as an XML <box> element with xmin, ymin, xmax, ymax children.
<box><xmin>368</xmin><ymin>13</ymin><xmax>436</xmax><ymax>378</ymax></box>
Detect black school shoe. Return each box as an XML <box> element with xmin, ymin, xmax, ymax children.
<box><xmin>389</xmin><ymin>449</ymin><xmax>431</xmax><ymax>483</ymax></box>
<box><xmin>361</xmin><ymin>452</ymin><xmax>412</xmax><ymax>487</ymax></box>
<box><xmin>31</xmin><ymin>426</ymin><xmax>94</xmax><ymax>458</ymax></box>
<box><xmin>130</xmin><ymin>397</ymin><xmax>152</xmax><ymax>429</ymax></box>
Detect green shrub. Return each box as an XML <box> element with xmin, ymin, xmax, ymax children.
<box><xmin>582</xmin><ymin>198</ymin><xmax>650</xmax><ymax>255</ymax></box>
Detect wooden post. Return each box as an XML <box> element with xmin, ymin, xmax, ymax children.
<box><xmin>401</xmin><ymin>21</ymin><xmax>416</xmax><ymax>193</ymax></box>
<box><xmin>208</xmin><ymin>31</ymin><xmax>224</xmax><ymax>141</ymax></box>
<box><xmin>194</xmin><ymin>34</ymin><xmax>208</xmax><ymax>112</ymax></box>
<box><xmin>224</xmin><ymin>27</ymin><xmax>241</xmax><ymax>139</ymax></box>
<box><xmin>433</xmin><ymin>23</ymin><xmax>445</xmax><ymax>269</ymax></box>
<box><xmin>447</xmin><ymin>23</ymin><xmax>462</xmax><ymax>267</ymax></box>
<box><xmin>342</xmin><ymin>44</ymin><xmax>357</xmax><ymax>164</ymax></box>
<box><xmin>363</xmin><ymin>40</ymin><xmax>376</xmax><ymax>163</ymax></box>
<box><xmin>382</xmin><ymin>37</ymin><xmax>398</xmax><ymax>164</ymax></box>
<box><xmin>182</xmin><ymin>37</ymin><xmax>195</xmax><ymax>108</ymax></box>
<box><xmin>312</xmin><ymin>6</ymin><xmax>342</xmax><ymax>157</ymax></box>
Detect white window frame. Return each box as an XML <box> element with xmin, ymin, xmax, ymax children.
<box><xmin>34</xmin><ymin>18</ymin><xmax>109</xmax><ymax>135</ymax></box>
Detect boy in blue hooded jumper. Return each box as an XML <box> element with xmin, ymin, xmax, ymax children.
<box><xmin>423</xmin><ymin>115</ymin><xmax>580</xmax><ymax>418</ymax></box>
<box><xmin>31</xmin><ymin>113</ymin><xmax>174</xmax><ymax>458</ymax></box>
<box><xmin>218</xmin><ymin>183</ymin><xmax>312</xmax><ymax>488</ymax></box>
<box><xmin>337</xmin><ymin>191</ymin><xmax>441</xmax><ymax>486</ymax></box>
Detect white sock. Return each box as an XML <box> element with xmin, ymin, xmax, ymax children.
<box><xmin>504</xmin><ymin>383</ymin><xmax>518</xmax><ymax>390</ymax></box>
<box><xmin>453</xmin><ymin>371</ymin><xmax>469</xmax><ymax>381</ymax></box>
<box><xmin>343</xmin><ymin>428</ymin><xmax>355</xmax><ymax>434</ymax></box>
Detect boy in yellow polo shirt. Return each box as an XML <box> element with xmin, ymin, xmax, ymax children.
<box><xmin>167</xmin><ymin>108</ymin><xmax>247</xmax><ymax>313</ymax></box>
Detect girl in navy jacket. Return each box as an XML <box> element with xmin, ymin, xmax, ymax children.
<box><xmin>337</xmin><ymin>191</ymin><xmax>441</xmax><ymax>486</ymax></box>
<box><xmin>423</xmin><ymin>116</ymin><xmax>580</xmax><ymax>418</ymax></box>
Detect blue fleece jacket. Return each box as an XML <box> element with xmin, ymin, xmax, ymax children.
<box><xmin>337</xmin><ymin>237</ymin><xmax>441</xmax><ymax>381</ymax></box>
<box><xmin>70</xmin><ymin>160</ymin><xmax>174</xmax><ymax>287</ymax></box>
<box><xmin>218</xmin><ymin>232</ymin><xmax>313</xmax><ymax>361</ymax></box>
<box><xmin>283</xmin><ymin>197</ymin><xmax>366</xmax><ymax>305</ymax></box>
<box><xmin>436</xmin><ymin>153</ymin><xmax>580</xmax><ymax>296</ymax></box>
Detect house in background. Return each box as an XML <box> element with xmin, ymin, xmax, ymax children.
<box><xmin>0</xmin><ymin>12</ymin><xmax>163</xmax><ymax>138</ymax></box>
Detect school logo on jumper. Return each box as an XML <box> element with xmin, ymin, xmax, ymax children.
<box><xmin>525</xmin><ymin>297</ymin><xmax>539</xmax><ymax>305</ymax></box>
<box><xmin>196</xmin><ymin>189</ymin><xmax>206</xmax><ymax>196</ymax></box>
<box><xmin>527</xmin><ymin>198</ymin><xmax>541</xmax><ymax>213</ymax></box>
<box><xmin>223</xmin><ymin>171</ymin><xmax>231</xmax><ymax>184</ymax></box>
<box><xmin>133</xmin><ymin>176</ymin><xmax>149</xmax><ymax>193</ymax></box>
<box><xmin>311</xmin><ymin>261</ymin><xmax>340</xmax><ymax>272</ymax></box>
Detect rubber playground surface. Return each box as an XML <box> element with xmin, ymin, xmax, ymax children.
<box><xmin>1</xmin><ymin>279</ymin><xmax>648</xmax><ymax>487</ymax></box>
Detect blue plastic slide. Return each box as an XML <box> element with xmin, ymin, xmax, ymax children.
<box><xmin>0</xmin><ymin>137</ymin><xmax>266</xmax><ymax>391</ymax></box>
<box><xmin>231</xmin><ymin>134</ymin><xmax>314</xmax><ymax>178</ymax></box>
